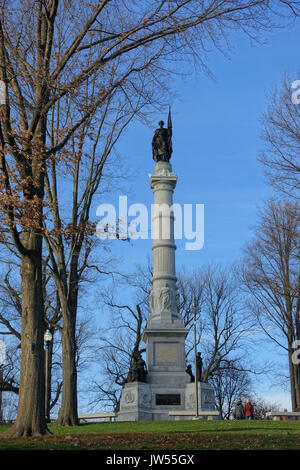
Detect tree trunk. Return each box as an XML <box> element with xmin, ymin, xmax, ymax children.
<box><xmin>4</xmin><ymin>232</ymin><xmax>49</xmax><ymax>437</ymax></box>
<box><xmin>55</xmin><ymin>244</ymin><xmax>81</xmax><ymax>426</ymax></box>
<box><xmin>56</xmin><ymin>311</ymin><xmax>78</xmax><ymax>426</ymax></box>
<box><xmin>45</xmin><ymin>332</ymin><xmax>54</xmax><ymax>423</ymax></box>
<box><xmin>289</xmin><ymin>346</ymin><xmax>297</xmax><ymax>411</ymax></box>
<box><xmin>293</xmin><ymin>362</ymin><xmax>300</xmax><ymax>409</ymax></box>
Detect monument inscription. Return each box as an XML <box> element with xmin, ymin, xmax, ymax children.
<box><xmin>155</xmin><ymin>343</ymin><xmax>177</xmax><ymax>364</ymax></box>
<box><xmin>156</xmin><ymin>394</ymin><xmax>181</xmax><ymax>406</ymax></box>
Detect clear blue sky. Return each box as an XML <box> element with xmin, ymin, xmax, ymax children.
<box><xmin>105</xmin><ymin>23</ymin><xmax>299</xmax><ymax>269</ymax></box>
<box><xmin>88</xmin><ymin>22</ymin><xmax>300</xmax><ymax>411</ymax></box>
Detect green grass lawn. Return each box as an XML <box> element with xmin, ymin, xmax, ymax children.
<box><xmin>0</xmin><ymin>420</ymin><xmax>300</xmax><ymax>450</ymax></box>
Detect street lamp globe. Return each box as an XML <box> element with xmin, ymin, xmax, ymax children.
<box><xmin>44</xmin><ymin>329</ymin><xmax>52</xmax><ymax>343</ymax></box>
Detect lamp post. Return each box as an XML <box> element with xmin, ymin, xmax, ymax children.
<box><xmin>193</xmin><ymin>296</ymin><xmax>199</xmax><ymax>418</ymax></box>
<box><xmin>44</xmin><ymin>328</ymin><xmax>52</xmax><ymax>423</ymax></box>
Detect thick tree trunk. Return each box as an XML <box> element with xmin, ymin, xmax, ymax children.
<box><xmin>293</xmin><ymin>362</ymin><xmax>300</xmax><ymax>408</ymax></box>
<box><xmin>289</xmin><ymin>344</ymin><xmax>297</xmax><ymax>411</ymax></box>
<box><xmin>56</xmin><ymin>312</ymin><xmax>78</xmax><ymax>426</ymax></box>
<box><xmin>4</xmin><ymin>232</ymin><xmax>49</xmax><ymax>437</ymax></box>
<box><xmin>45</xmin><ymin>332</ymin><xmax>54</xmax><ymax>423</ymax></box>
<box><xmin>56</xmin><ymin>252</ymin><xmax>79</xmax><ymax>426</ymax></box>
<box><xmin>288</xmin><ymin>327</ymin><xmax>300</xmax><ymax>411</ymax></box>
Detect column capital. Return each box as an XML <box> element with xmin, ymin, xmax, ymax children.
<box><xmin>150</xmin><ymin>175</ymin><xmax>178</xmax><ymax>190</ymax></box>
<box><xmin>149</xmin><ymin>161</ymin><xmax>178</xmax><ymax>189</ymax></box>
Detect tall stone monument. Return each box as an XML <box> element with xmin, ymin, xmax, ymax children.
<box><xmin>116</xmin><ymin>111</ymin><xmax>215</xmax><ymax>421</ymax></box>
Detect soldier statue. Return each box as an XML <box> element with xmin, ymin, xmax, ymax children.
<box><xmin>196</xmin><ymin>352</ymin><xmax>203</xmax><ymax>382</ymax></box>
<box><xmin>152</xmin><ymin>108</ymin><xmax>172</xmax><ymax>162</ymax></box>
<box><xmin>186</xmin><ymin>364</ymin><xmax>195</xmax><ymax>383</ymax></box>
<box><xmin>127</xmin><ymin>350</ymin><xmax>147</xmax><ymax>383</ymax></box>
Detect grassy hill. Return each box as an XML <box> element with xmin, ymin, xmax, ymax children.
<box><xmin>1</xmin><ymin>420</ymin><xmax>300</xmax><ymax>450</ymax></box>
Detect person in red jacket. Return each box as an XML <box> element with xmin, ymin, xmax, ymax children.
<box><xmin>244</xmin><ymin>398</ymin><xmax>254</xmax><ymax>420</ymax></box>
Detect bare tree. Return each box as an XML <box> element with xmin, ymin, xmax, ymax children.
<box><xmin>188</xmin><ymin>265</ymin><xmax>256</xmax><ymax>383</ymax></box>
<box><xmin>253</xmin><ymin>396</ymin><xmax>282</xmax><ymax>419</ymax></box>
<box><xmin>210</xmin><ymin>363</ymin><xmax>252</xmax><ymax>419</ymax></box>
<box><xmin>93</xmin><ymin>304</ymin><xmax>146</xmax><ymax>412</ymax></box>
<box><xmin>0</xmin><ymin>259</ymin><xmax>99</xmax><ymax>421</ymax></box>
<box><xmin>0</xmin><ymin>261</ymin><xmax>63</xmax><ymax>420</ymax></box>
<box><xmin>241</xmin><ymin>198</ymin><xmax>300</xmax><ymax>410</ymax></box>
<box><xmin>259</xmin><ymin>73</ymin><xmax>300</xmax><ymax>199</ymax></box>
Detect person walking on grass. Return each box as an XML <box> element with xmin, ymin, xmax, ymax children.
<box><xmin>234</xmin><ymin>398</ymin><xmax>245</xmax><ymax>420</ymax></box>
<box><xmin>244</xmin><ymin>398</ymin><xmax>254</xmax><ymax>420</ymax></box>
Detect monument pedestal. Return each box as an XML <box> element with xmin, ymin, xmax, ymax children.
<box><xmin>184</xmin><ymin>382</ymin><xmax>216</xmax><ymax>415</ymax></box>
<box><xmin>117</xmin><ymin>379</ymin><xmax>216</xmax><ymax>421</ymax></box>
<box><xmin>140</xmin><ymin>325</ymin><xmax>190</xmax><ymax>420</ymax></box>
<box><xmin>117</xmin><ymin>324</ymin><xmax>216</xmax><ymax>421</ymax></box>
<box><xmin>117</xmin><ymin>382</ymin><xmax>153</xmax><ymax>422</ymax></box>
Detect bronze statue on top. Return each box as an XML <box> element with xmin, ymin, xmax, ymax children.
<box><xmin>152</xmin><ymin>108</ymin><xmax>172</xmax><ymax>162</ymax></box>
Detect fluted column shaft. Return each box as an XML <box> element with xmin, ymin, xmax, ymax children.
<box><xmin>148</xmin><ymin>161</ymin><xmax>181</xmax><ymax>326</ymax></box>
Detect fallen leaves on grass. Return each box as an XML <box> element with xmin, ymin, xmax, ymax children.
<box><xmin>1</xmin><ymin>432</ymin><xmax>300</xmax><ymax>450</ymax></box>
